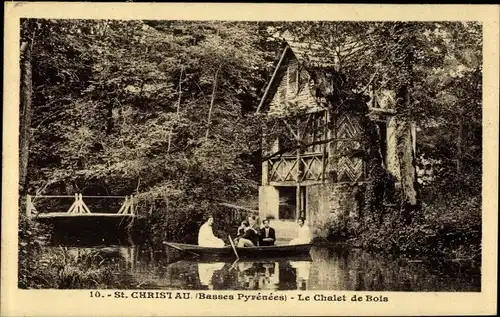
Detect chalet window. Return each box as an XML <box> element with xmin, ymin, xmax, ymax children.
<box><xmin>302</xmin><ymin>112</ymin><xmax>326</xmax><ymax>154</ymax></box>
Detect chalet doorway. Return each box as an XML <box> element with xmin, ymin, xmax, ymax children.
<box><xmin>277</xmin><ymin>186</ymin><xmax>307</xmax><ymax>221</ymax></box>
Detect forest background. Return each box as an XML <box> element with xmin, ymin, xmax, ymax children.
<box><xmin>18</xmin><ymin>20</ymin><xmax>482</xmax><ymax>288</ymax></box>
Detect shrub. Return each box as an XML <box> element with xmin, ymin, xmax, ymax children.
<box><xmin>352</xmin><ymin>192</ymin><xmax>481</xmax><ymax>259</ymax></box>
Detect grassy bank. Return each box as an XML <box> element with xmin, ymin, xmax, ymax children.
<box><xmin>18</xmin><ymin>213</ymin><xmax>131</xmax><ymax>289</ymax></box>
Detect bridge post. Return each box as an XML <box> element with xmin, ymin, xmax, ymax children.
<box><xmin>67</xmin><ymin>194</ymin><xmax>76</xmax><ymax>214</ymax></box>
<box><xmin>125</xmin><ymin>195</ymin><xmax>129</xmax><ymax>214</ymax></box>
<box><xmin>117</xmin><ymin>196</ymin><xmax>125</xmax><ymax>214</ymax></box>
<box><xmin>118</xmin><ymin>196</ymin><xmax>130</xmax><ymax>214</ymax></box>
<box><xmin>68</xmin><ymin>193</ymin><xmax>91</xmax><ymax>214</ymax></box>
<box><xmin>74</xmin><ymin>193</ymin><xmax>79</xmax><ymax>213</ymax></box>
<box><xmin>79</xmin><ymin>194</ymin><xmax>91</xmax><ymax>213</ymax></box>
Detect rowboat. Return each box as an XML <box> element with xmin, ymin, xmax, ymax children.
<box><xmin>163</xmin><ymin>242</ymin><xmax>312</xmax><ymax>258</ymax></box>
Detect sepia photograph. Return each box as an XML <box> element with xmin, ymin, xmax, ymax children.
<box><xmin>17</xmin><ymin>18</ymin><xmax>483</xmax><ymax>291</ymax></box>
<box><xmin>2</xmin><ymin>3</ymin><xmax>498</xmax><ymax>317</ymax></box>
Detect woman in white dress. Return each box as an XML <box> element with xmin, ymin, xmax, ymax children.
<box><xmin>198</xmin><ymin>216</ymin><xmax>225</xmax><ymax>247</ymax></box>
<box><xmin>289</xmin><ymin>218</ymin><xmax>311</xmax><ymax>245</ymax></box>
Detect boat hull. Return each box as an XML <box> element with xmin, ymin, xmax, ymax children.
<box><xmin>164</xmin><ymin>242</ymin><xmax>312</xmax><ymax>258</ymax></box>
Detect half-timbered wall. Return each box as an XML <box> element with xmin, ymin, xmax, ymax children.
<box><xmin>328</xmin><ymin>112</ymin><xmax>366</xmax><ymax>183</ymax></box>
<box><xmin>266</xmin><ymin>112</ymin><xmax>370</xmax><ymax>185</ymax></box>
<box><xmin>264</xmin><ymin>53</ymin><xmax>372</xmax><ymax>185</ymax></box>
<box><xmin>267</xmin><ymin>111</ymin><xmax>328</xmax><ymax>185</ymax></box>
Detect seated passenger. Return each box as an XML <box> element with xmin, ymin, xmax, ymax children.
<box><xmin>237</xmin><ymin>220</ymin><xmax>259</xmax><ymax>247</ymax></box>
<box><xmin>236</xmin><ymin>220</ymin><xmax>246</xmax><ymax>237</ymax></box>
<box><xmin>198</xmin><ymin>215</ymin><xmax>225</xmax><ymax>247</ymax></box>
<box><xmin>259</xmin><ymin>219</ymin><xmax>276</xmax><ymax>246</ymax></box>
<box><xmin>289</xmin><ymin>218</ymin><xmax>311</xmax><ymax>245</ymax></box>
<box><xmin>247</xmin><ymin>215</ymin><xmax>259</xmax><ymax>230</ymax></box>
<box><xmin>233</xmin><ymin>220</ymin><xmax>248</xmax><ymax>245</ymax></box>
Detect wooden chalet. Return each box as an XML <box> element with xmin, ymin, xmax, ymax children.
<box><xmin>256</xmin><ymin>36</ymin><xmax>417</xmax><ymax>238</ymax></box>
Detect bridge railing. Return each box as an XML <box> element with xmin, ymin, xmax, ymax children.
<box><xmin>26</xmin><ymin>194</ymin><xmax>136</xmax><ymax>219</ymax></box>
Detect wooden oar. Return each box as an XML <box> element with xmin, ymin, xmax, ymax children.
<box><xmin>228</xmin><ymin>235</ymin><xmax>239</xmax><ymax>260</ymax></box>
<box><xmin>229</xmin><ymin>258</ymin><xmax>239</xmax><ymax>270</ymax></box>
<box><xmin>163</xmin><ymin>241</ymin><xmax>200</xmax><ymax>258</ymax></box>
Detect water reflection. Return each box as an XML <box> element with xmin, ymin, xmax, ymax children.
<box><xmin>198</xmin><ymin>263</ymin><xmax>225</xmax><ymax>289</ymax></box>
<box><xmin>46</xmin><ymin>240</ymin><xmax>480</xmax><ymax>291</ymax></box>
<box><xmin>290</xmin><ymin>261</ymin><xmax>311</xmax><ymax>290</ymax></box>
<box><xmin>234</xmin><ymin>261</ymin><xmax>281</xmax><ymax>290</ymax></box>
<box><xmin>161</xmin><ymin>260</ymin><xmax>302</xmax><ymax>291</ymax></box>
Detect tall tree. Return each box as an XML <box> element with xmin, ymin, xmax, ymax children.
<box><xmin>19</xmin><ymin>20</ymin><xmax>37</xmax><ymax>195</ymax></box>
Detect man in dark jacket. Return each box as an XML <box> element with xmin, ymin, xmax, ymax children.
<box><xmin>259</xmin><ymin>219</ymin><xmax>276</xmax><ymax>246</ymax></box>
<box><xmin>237</xmin><ymin>220</ymin><xmax>259</xmax><ymax>247</ymax></box>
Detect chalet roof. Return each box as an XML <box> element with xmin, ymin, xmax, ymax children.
<box><xmin>276</xmin><ymin>30</ymin><xmax>366</xmax><ymax>69</ymax></box>
<box><xmin>256</xmin><ymin>36</ymin><xmax>342</xmax><ymax>113</ymax></box>
<box><xmin>285</xmin><ymin>40</ymin><xmax>339</xmax><ymax>69</ymax></box>
<box><xmin>256</xmin><ymin>32</ymin><xmax>392</xmax><ymax>114</ymax></box>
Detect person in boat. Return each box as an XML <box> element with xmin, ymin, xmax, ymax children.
<box><xmin>237</xmin><ymin>219</ymin><xmax>259</xmax><ymax>247</ymax></box>
<box><xmin>259</xmin><ymin>219</ymin><xmax>276</xmax><ymax>246</ymax></box>
<box><xmin>198</xmin><ymin>215</ymin><xmax>225</xmax><ymax>247</ymax></box>
<box><xmin>233</xmin><ymin>220</ymin><xmax>248</xmax><ymax>245</ymax></box>
<box><xmin>247</xmin><ymin>215</ymin><xmax>260</xmax><ymax>230</ymax></box>
<box><xmin>236</xmin><ymin>220</ymin><xmax>246</xmax><ymax>237</ymax></box>
<box><xmin>289</xmin><ymin>218</ymin><xmax>311</xmax><ymax>245</ymax></box>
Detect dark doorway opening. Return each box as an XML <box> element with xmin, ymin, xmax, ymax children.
<box><xmin>277</xmin><ymin>186</ymin><xmax>307</xmax><ymax>220</ymax></box>
<box><xmin>277</xmin><ymin>187</ymin><xmax>296</xmax><ymax>220</ymax></box>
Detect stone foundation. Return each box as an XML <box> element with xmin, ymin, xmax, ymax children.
<box><xmin>306</xmin><ymin>183</ymin><xmax>363</xmax><ymax>238</ymax></box>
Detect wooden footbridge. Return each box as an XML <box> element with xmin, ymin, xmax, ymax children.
<box><xmin>26</xmin><ymin>193</ymin><xmax>136</xmax><ymax>219</ymax></box>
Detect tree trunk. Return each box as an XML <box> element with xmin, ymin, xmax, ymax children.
<box><xmin>392</xmin><ymin>23</ymin><xmax>420</xmax><ymax>221</ymax></box>
<box><xmin>205</xmin><ymin>65</ymin><xmax>222</xmax><ymax>140</ymax></box>
<box><xmin>396</xmin><ymin>121</ymin><xmax>418</xmax><ymax>206</ymax></box>
<box><xmin>19</xmin><ymin>40</ymin><xmax>33</xmax><ymax>195</ymax></box>
<box><xmin>167</xmin><ymin>66</ymin><xmax>183</xmax><ymax>153</ymax></box>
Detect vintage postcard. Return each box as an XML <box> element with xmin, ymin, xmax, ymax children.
<box><xmin>2</xmin><ymin>2</ymin><xmax>498</xmax><ymax>316</ymax></box>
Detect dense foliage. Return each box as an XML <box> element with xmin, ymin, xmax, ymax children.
<box><xmin>20</xmin><ymin>20</ymin><xmax>279</xmax><ymax>244</ymax></box>
<box><xmin>19</xmin><ymin>20</ymin><xmax>482</xmax><ymax>287</ymax></box>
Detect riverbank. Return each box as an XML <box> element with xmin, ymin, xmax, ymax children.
<box><xmin>317</xmin><ymin>193</ymin><xmax>481</xmax><ymax>262</ymax></box>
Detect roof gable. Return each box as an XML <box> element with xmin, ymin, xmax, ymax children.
<box><xmin>257</xmin><ymin>36</ymin><xmax>396</xmax><ymax>115</ymax></box>
<box><xmin>256</xmin><ymin>39</ymin><xmax>339</xmax><ymax>114</ymax></box>
<box><xmin>256</xmin><ymin>45</ymin><xmax>294</xmax><ymax>113</ymax></box>
<box><xmin>257</xmin><ymin>45</ymin><xmax>327</xmax><ymax>115</ymax></box>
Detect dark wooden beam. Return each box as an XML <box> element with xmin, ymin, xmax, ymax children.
<box><xmin>256</xmin><ymin>45</ymin><xmax>289</xmax><ymax>114</ymax></box>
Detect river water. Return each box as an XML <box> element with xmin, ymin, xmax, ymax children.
<box><xmin>47</xmin><ymin>234</ymin><xmax>480</xmax><ymax>291</ymax></box>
